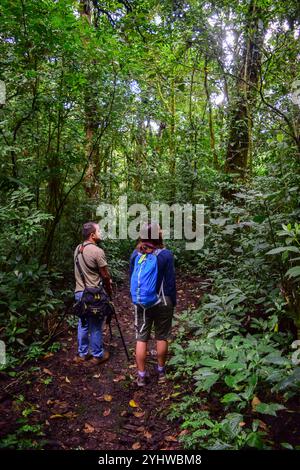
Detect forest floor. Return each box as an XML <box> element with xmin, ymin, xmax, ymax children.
<box><xmin>0</xmin><ymin>271</ymin><xmax>206</xmax><ymax>450</ymax></box>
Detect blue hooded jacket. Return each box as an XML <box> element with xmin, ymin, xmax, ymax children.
<box><xmin>129</xmin><ymin>248</ymin><xmax>177</xmax><ymax>306</ymax></box>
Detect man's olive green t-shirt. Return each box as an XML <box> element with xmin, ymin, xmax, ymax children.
<box><xmin>74</xmin><ymin>242</ymin><xmax>108</xmax><ymax>292</ymax></box>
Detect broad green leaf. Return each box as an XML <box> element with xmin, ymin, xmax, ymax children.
<box><xmin>196</xmin><ymin>373</ymin><xmax>220</xmax><ymax>391</ymax></box>
<box><xmin>221</xmin><ymin>393</ymin><xmax>242</xmax><ymax>404</ymax></box>
<box><xmin>199</xmin><ymin>358</ymin><xmax>225</xmax><ymax>368</ymax></box>
<box><xmin>266</xmin><ymin>246</ymin><xmax>299</xmax><ymax>255</ymax></box>
<box><xmin>255</xmin><ymin>403</ymin><xmax>286</xmax><ymax>416</ymax></box>
<box><xmin>226</xmin><ymin>362</ymin><xmax>245</xmax><ymax>371</ymax></box>
<box><xmin>221</xmin><ymin>413</ymin><xmax>244</xmax><ymax>438</ymax></box>
<box><xmin>246</xmin><ymin>432</ymin><xmax>265</xmax><ymax>449</ymax></box>
<box><xmin>263</xmin><ymin>353</ymin><xmax>290</xmax><ymax>366</ymax></box>
<box><xmin>285</xmin><ymin>266</ymin><xmax>300</xmax><ymax>278</ymax></box>
<box><xmin>280</xmin><ymin>443</ymin><xmax>294</xmax><ymax>450</ymax></box>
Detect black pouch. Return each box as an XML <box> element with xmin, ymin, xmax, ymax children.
<box><xmin>74</xmin><ymin>285</ymin><xmax>113</xmax><ymax>322</ymax></box>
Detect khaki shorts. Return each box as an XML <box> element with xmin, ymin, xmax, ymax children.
<box><xmin>134</xmin><ymin>296</ymin><xmax>174</xmax><ymax>342</ymax></box>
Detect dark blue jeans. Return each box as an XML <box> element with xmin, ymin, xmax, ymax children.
<box><xmin>75</xmin><ymin>291</ymin><xmax>104</xmax><ymax>358</ymax></box>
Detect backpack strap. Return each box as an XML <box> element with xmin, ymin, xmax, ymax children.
<box><xmin>154</xmin><ymin>247</ymin><xmax>165</xmax><ymax>256</ymax></box>
<box><xmin>76</xmin><ymin>243</ymin><xmax>105</xmax><ymax>291</ymax></box>
<box><xmin>81</xmin><ymin>250</ymin><xmax>97</xmax><ymax>273</ymax></box>
<box><xmin>78</xmin><ymin>242</ymin><xmax>101</xmax><ymax>273</ymax></box>
<box><xmin>153</xmin><ymin>248</ymin><xmax>167</xmax><ymax>305</ymax></box>
<box><xmin>75</xmin><ymin>245</ymin><xmax>87</xmax><ymax>289</ymax></box>
<box><xmin>158</xmin><ymin>278</ymin><xmax>167</xmax><ymax>306</ymax></box>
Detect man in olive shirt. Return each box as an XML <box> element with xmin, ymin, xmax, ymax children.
<box><xmin>74</xmin><ymin>222</ymin><xmax>113</xmax><ymax>365</ymax></box>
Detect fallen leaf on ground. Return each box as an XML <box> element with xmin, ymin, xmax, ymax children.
<box><xmin>49</xmin><ymin>410</ymin><xmax>77</xmax><ymax>419</ymax></box>
<box><xmin>132</xmin><ymin>442</ymin><xmax>141</xmax><ymax>450</ymax></box>
<box><xmin>133</xmin><ymin>411</ymin><xmax>145</xmax><ymax>418</ymax></box>
<box><xmin>113</xmin><ymin>375</ymin><xmax>126</xmax><ymax>382</ymax></box>
<box><xmin>144</xmin><ymin>431</ymin><xmax>152</xmax><ymax>440</ymax></box>
<box><xmin>83</xmin><ymin>423</ymin><xmax>95</xmax><ymax>433</ymax></box>
<box><xmin>43</xmin><ymin>352</ymin><xmax>54</xmax><ymax>359</ymax></box>
<box><xmin>43</xmin><ymin>368</ymin><xmax>53</xmax><ymax>376</ymax></box>
<box><xmin>104</xmin><ymin>394</ymin><xmax>113</xmax><ymax>402</ymax></box>
<box><xmin>129</xmin><ymin>399</ymin><xmax>138</xmax><ymax>408</ymax></box>
<box><xmin>64</xmin><ymin>411</ymin><xmax>78</xmax><ymax>419</ymax></box>
<box><xmin>251</xmin><ymin>396</ymin><xmax>261</xmax><ymax>410</ymax></box>
<box><xmin>103</xmin><ymin>408</ymin><xmax>111</xmax><ymax>417</ymax></box>
<box><xmin>258</xmin><ymin>420</ymin><xmax>268</xmax><ymax>431</ymax></box>
<box><xmin>165</xmin><ymin>435</ymin><xmax>177</xmax><ymax>442</ymax></box>
<box><xmin>49</xmin><ymin>400</ymin><xmax>69</xmax><ymax>410</ymax></box>
<box><xmin>65</xmin><ymin>376</ymin><xmax>71</xmax><ymax>383</ymax></box>
<box><xmin>93</xmin><ymin>374</ymin><xmax>101</xmax><ymax>379</ymax></box>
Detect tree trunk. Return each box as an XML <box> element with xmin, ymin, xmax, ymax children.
<box><xmin>225</xmin><ymin>0</ymin><xmax>265</xmax><ymax>178</ymax></box>
<box><xmin>80</xmin><ymin>0</ymin><xmax>100</xmax><ymax>200</ymax></box>
<box><xmin>204</xmin><ymin>57</ymin><xmax>218</xmax><ymax>169</ymax></box>
<box><xmin>168</xmin><ymin>77</ymin><xmax>176</xmax><ymax>203</ymax></box>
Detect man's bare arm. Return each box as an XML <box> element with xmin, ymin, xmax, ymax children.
<box><xmin>99</xmin><ymin>266</ymin><xmax>113</xmax><ymax>298</ymax></box>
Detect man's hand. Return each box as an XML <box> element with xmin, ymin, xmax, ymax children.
<box><xmin>107</xmin><ymin>278</ymin><xmax>113</xmax><ymax>299</ymax></box>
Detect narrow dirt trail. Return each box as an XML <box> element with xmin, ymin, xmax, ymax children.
<box><xmin>0</xmin><ymin>272</ymin><xmax>206</xmax><ymax>450</ymax></box>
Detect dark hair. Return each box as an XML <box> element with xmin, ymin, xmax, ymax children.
<box><xmin>137</xmin><ymin>222</ymin><xmax>164</xmax><ymax>253</ymax></box>
<box><xmin>82</xmin><ymin>221</ymin><xmax>97</xmax><ymax>240</ymax></box>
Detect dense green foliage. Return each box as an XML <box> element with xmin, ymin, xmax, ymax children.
<box><xmin>0</xmin><ymin>0</ymin><xmax>299</xmax><ymax>450</ymax></box>
<box><xmin>168</xmin><ymin>175</ymin><xmax>300</xmax><ymax>449</ymax></box>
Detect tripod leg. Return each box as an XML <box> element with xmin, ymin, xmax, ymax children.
<box><xmin>109</xmin><ymin>321</ymin><xmax>113</xmax><ymax>340</ymax></box>
<box><xmin>113</xmin><ymin>312</ymin><xmax>130</xmax><ymax>361</ymax></box>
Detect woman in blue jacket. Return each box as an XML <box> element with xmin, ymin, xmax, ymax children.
<box><xmin>129</xmin><ymin>222</ymin><xmax>176</xmax><ymax>387</ymax></box>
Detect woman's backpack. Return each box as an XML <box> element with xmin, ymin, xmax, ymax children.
<box><xmin>130</xmin><ymin>248</ymin><xmax>166</xmax><ymax>308</ymax></box>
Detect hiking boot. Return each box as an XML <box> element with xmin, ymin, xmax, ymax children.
<box><xmin>89</xmin><ymin>351</ymin><xmax>110</xmax><ymax>365</ymax></box>
<box><xmin>157</xmin><ymin>369</ymin><xmax>167</xmax><ymax>384</ymax></box>
<box><xmin>136</xmin><ymin>373</ymin><xmax>147</xmax><ymax>387</ymax></box>
<box><xmin>73</xmin><ymin>354</ymin><xmax>91</xmax><ymax>364</ymax></box>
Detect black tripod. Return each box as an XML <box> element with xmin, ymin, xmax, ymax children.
<box><xmin>107</xmin><ymin>301</ymin><xmax>130</xmax><ymax>361</ymax></box>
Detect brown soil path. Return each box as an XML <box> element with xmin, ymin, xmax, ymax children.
<box><xmin>0</xmin><ymin>272</ymin><xmax>206</xmax><ymax>450</ymax></box>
